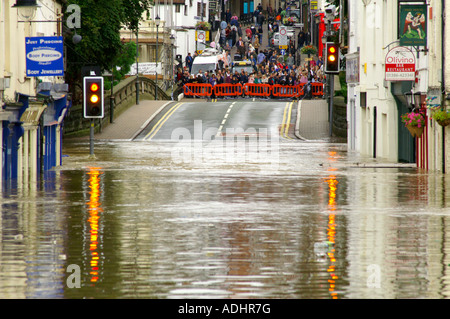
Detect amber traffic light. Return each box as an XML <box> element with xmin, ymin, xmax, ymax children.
<box><xmin>83</xmin><ymin>76</ymin><xmax>104</xmax><ymax>118</ymax></box>
<box><xmin>325</xmin><ymin>42</ymin><xmax>339</xmax><ymax>74</ymax></box>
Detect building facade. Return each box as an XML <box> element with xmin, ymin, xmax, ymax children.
<box><xmin>0</xmin><ymin>0</ymin><xmax>72</xmax><ymax>186</ymax></box>
<box><xmin>346</xmin><ymin>0</ymin><xmax>449</xmax><ymax>172</ymax></box>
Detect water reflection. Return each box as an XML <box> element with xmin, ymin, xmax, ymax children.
<box><xmin>1</xmin><ymin>139</ymin><xmax>450</xmax><ymax>298</ymax></box>
<box><xmin>325</xmin><ymin>153</ymin><xmax>339</xmax><ymax>299</ymax></box>
<box><xmin>85</xmin><ymin>167</ymin><xmax>103</xmax><ymax>284</ymax></box>
<box><xmin>0</xmin><ymin>172</ymin><xmax>66</xmax><ymax>298</ymax></box>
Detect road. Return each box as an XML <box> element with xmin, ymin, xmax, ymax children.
<box><xmin>133</xmin><ymin>99</ymin><xmax>304</xmax><ymax>142</ymax></box>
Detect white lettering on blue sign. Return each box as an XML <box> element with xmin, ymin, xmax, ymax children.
<box><xmin>25</xmin><ymin>36</ymin><xmax>64</xmax><ymax>77</ymax></box>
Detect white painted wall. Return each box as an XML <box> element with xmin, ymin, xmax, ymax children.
<box><xmin>347</xmin><ymin>0</ymin><xmax>421</xmax><ymax>162</ymax></box>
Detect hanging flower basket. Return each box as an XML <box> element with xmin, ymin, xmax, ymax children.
<box><xmin>195</xmin><ymin>21</ymin><xmax>211</xmax><ymax>31</ymax></box>
<box><xmin>431</xmin><ymin>109</ymin><xmax>450</xmax><ymax>127</ymax></box>
<box><xmin>437</xmin><ymin>118</ymin><xmax>450</xmax><ymax>127</ymax></box>
<box><xmin>300</xmin><ymin>45</ymin><xmax>317</xmax><ymax>55</ymax></box>
<box><xmin>401</xmin><ymin>112</ymin><xmax>425</xmax><ymax>138</ymax></box>
<box><xmin>282</xmin><ymin>17</ymin><xmax>295</xmax><ymax>26</ymax></box>
<box><xmin>406</xmin><ymin>124</ymin><xmax>424</xmax><ymax>137</ymax></box>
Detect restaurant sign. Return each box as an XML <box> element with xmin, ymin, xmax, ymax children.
<box><xmin>385</xmin><ymin>46</ymin><xmax>415</xmax><ymax>81</ymax></box>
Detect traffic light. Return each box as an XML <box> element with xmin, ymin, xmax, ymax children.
<box><xmin>325</xmin><ymin>42</ymin><xmax>340</xmax><ymax>73</ymax></box>
<box><xmin>83</xmin><ymin>76</ymin><xmax>104</xmax><ymax>118</ymax></box>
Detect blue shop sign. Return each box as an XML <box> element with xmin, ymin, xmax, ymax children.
<box><xmin>25</xmin><ymin>36</ymin><xmax>64</xmax><ymax>77</ymax></box>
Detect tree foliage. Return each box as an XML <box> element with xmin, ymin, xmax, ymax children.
<box><xmin>122</xmin><ymin>0</ymin><xmax>153</xmax><ymax>32</ymax></box>
<box><xmin>65</xmin><ymin>0</ymin><xmax>123</xmax><ymax>75</ymax></box>
<box><xmin>63</xmin><ymin>0</ymin><xmax>153</xmax><ymax>100</ymax></box>
<box><xmin>113</xmin><ymin>41</ymin><xmax>137</xmax><ymax>81</ymax></box>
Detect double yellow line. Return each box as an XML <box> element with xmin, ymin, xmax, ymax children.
<box><xmin>281</xmin><ymin>101</ymin><xmax>294</xmax><ymax>140</ymax></box>
<box><xmin>144</xmin><ymin>102</ymin><xmax>184</xmax><ymax>140</ymax></box>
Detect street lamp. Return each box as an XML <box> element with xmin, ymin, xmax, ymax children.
<box><xmin>12</xmin><ymin>0</ymin><xmax>40</xmax><ymax>21</ymax></box>
<box><xmin>155</xmin><ymin>15</ymin><xmax>160</xmax><ymax>100</ymax></box>
<box><xmin>405</xmin><ymin>91</ymin><xmax>422</xmax><ymax>110</ymax></box>
<box><xmin>13</xmin><ymin>0</ymin><xmax>82</xmax><ymax>42</ymax></box>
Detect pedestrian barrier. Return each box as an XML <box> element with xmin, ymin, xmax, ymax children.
<box><xmin>213</xmin><ymin>83</ymin><xmax>243</xmax><ymax>97</ymax></box>
<box><xmin>271</xmin><ymin>84</ymin><xmax>302</xmax><ymax>98</ymax></box>
<box><xmin>297</xmin><ymin>83</ymin><xmax>305</xmax><ymax>97</ymax></box>
<box><xmin>244</xmin><ymin>83</ymin><xmax>272</xmax><ymax>97</ymax></box>
<box><xmin>311</xmin><ymin>83</ymin><xmax>324</xmax><ymax>97</ymax></box>
<box><xmin>182</xmin><ymin>83</ymin><xmax>324</xmax><ymax>99</ymax></box>
<box><xmin>183</xmin><ymin>83</ymin><xmax>213</xmax><ymax>97</ymax></box>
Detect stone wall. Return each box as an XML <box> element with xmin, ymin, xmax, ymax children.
<box><xmin>332</xmin><ymin>96</ymin><xmax>347</xmax><ymax>140</ymax></box>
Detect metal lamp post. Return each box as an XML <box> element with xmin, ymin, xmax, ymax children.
<box><xmin>155</xmin><ymin>15</ymin><xmax>160</xmax><ymax>100</ymax></box>
<box><xmin>136</xmin><ymin>21</ymin><xmax>140</xmax><ymax>105</ymax></box>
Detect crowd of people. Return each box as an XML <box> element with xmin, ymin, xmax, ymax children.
<box><xmin>176</xmin><ymin>4</ymin><xmax>326</xmax><ymax>96</ymax></box>
<box><xmin>178</xmin><ymin>49</ymin><xmax>325</xmax><ymax>87</ymax></box>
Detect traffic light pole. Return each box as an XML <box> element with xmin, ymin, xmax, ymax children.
<box><xmin>83</xmin><ymin>75</ymin><xmax>104</xmax><ymax>157</ymax></box>
<box><xmin>90</xmin><ymin>119</ymin><xmax>94</xmax><ymax>156</ymax></box>
<box><xmin>329</xmin><ymin>75</ymin><xmax>334</xmax><ymax>137</ymax></box>
<box><xmin>325</xmin><ymin>19</ymin><xmax>335</xmax><ymax>138</ymax></box>
<box><xmin>110</xmin><ymin>67</ymin><xmax>115</xmax><ymax>123</ymax></box>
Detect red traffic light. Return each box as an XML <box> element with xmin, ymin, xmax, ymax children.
<box><xmin>90</xmin><ymin>83</ymin><xmax>99</xmax><ymax>92</ymax></box>
<box><xmin>325</xmin><ymin>42</ymin><xmax>339</xmax><ymax>73</ymax></box>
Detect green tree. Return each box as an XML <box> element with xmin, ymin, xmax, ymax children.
<box><xmin>113</xmin><ymin>41</ymin><xmax>137</xmax><ymax>81</ymax></box>
<box><xmin>63</xmin><ymin>0</ymin><xmax>153</xmax><ymax>102</ymax></box>
<box><xmin>65</xmin><ymin>0</ymin><xmax>123</xmax><ymax>74</ymax></box>
<box><xmin>122</xmin><ymin>0</ymin><xmax>153</xmax><ymax>32</ymax></box>
<box><xmin>104</xmin><ymin>41</ymin><xmax>137</xmax><ymax>90</ymax></box>
<box><xmin>64</xmin><ymin>0</ymin><xmax>123</xmax><ymax>102</ymax></box>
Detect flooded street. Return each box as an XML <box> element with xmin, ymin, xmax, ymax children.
<box><xmin>1</xmin><ymin>136</ymin><xmax>450</xmax><ymax>299</ymax></box>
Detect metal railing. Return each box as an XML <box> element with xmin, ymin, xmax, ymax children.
<box><xmin>99</xmin><ymin>76</ymin><xmax>170</xmax><ymax>129</ymax></box>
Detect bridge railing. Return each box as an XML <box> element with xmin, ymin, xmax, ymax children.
<box><xmin>106</xmin><ymin>76</ymin><xmax>170</xmax><ymax>115</ymax></box>
<box><xmin>64</xmin><ymin>76</ymin><xmax>170</xmax><ymax>137</ymax></box>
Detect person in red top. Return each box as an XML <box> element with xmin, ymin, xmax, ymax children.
<box><xmin>276</xmin><ymin>60</ymin><xmax>284</xmax><ymax>70</ymax></box>
<box><xmin>245</xmin><ymin>26</ymin><xmax>252</xmax><ymax>40</ymax></box>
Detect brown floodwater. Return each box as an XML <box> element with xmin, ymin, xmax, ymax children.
<box><xmin>1</xmin><ymin>137</ymin><xmax>450</xmax><ymax>299</ymax></box>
